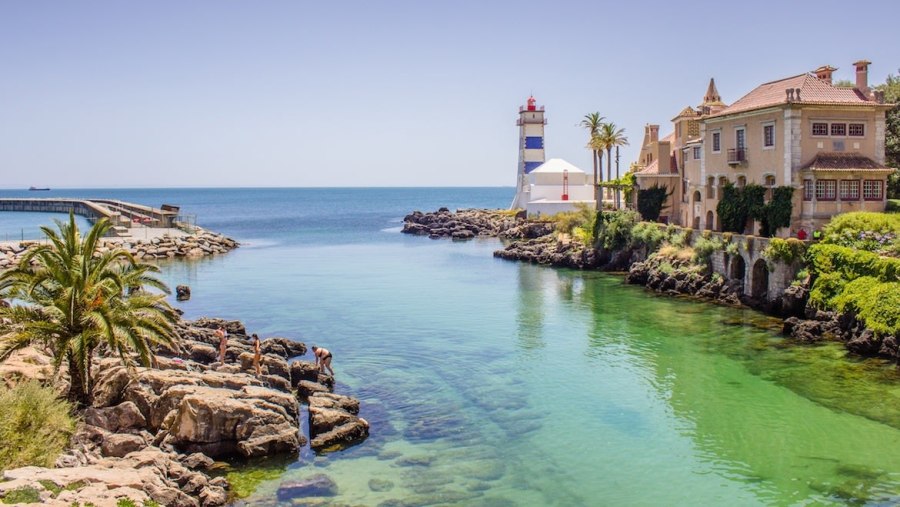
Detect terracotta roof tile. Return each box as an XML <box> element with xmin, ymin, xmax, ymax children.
<box><xmin>712</xmin><ymin>73</ymin><xmax>874</xmax><ymax>117</ymax></box>
<box><xmin>636</xmin><ymin>159</ymin><xmax>660</xmax><ymax>175</ymax></box>
<box><xmin>801</xmin><ymin>152</ymin><xmax>894</xmax><ymax>173</ymax></box>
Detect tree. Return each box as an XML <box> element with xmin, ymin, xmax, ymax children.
<box><xmin>580</xmin><ymin>113</ymin><xmax>605</xmax><ymax>205</ymax></box>
<box><xmin>876</xmin><ymin>70</ymin><xmax>900</xmax><ymax>198</ymax></box>
<box><xmin>0</xmin><ymin>214</ymin><xmax>178</xmax><ymax>407</ymax></box>
<box><xmin>590</xmin><ymin>134</ymin><xmax>607</xmax><ymax>209</ymax></box>
<box><xmin>596</xmin><ymin>122</ymin><xmax>628</xmax><ymax>208</ymax></box>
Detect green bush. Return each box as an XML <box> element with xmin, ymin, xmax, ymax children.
<box><xmin>692</xmin><ymin>236</ymin><xmax>723</xmax><ymax>263</ymax></box>
<box><xmin>888</xmin><ymin>199</ymin><xmax>900</xmax><ymax>213</ymax></box>
<box><xmin>807</xmin><ymin>244</ymin><xmax>900</xmax><ymax>282</ymax></box>
<box><xmin>0</xmin><ymin>381</ymin><xmax>75</xmax><ymax>471</ymax></box>
<box><xmin>763</xmin><ymin>238</ymin><xmax>807</xmax><ymax>265</ymax></box>
<box><xmin>1</xmin><ymin>486</ymin><xmax>41</xmax><ymax>504</ymax></box>
<box><xmin>595</xmin><ymin>210</ymin><xmax>640</xmax><ymax>251</ymax></box>
<box><xmin>808</xmin><ymin>271</ymin><xmax>848</xmax><ymax>309</ymax></box>
<box><xmin>759</xmin><ymin>186</ymin><xmax>795</xmax><ymax>237</ymax></box>
<box><xmin>724</xmin><ymin>241</ymin><xmax>739</xmax><ymax>256</ymax></box>
<box><xmin>833</xmin><ymin>277</ymin><xmax>900</xmax><ymax>335</ymax></box>
<box><xmin>820</xmin><ymin>211</ymin><xmax>900</xmax><ymax>256</ymax></box>
<box><xmin>631</xmin><ymin>222</ymin><xmax>666</xmax><ymax>252</ymax></box>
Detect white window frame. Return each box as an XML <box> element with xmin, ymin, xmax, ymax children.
<box><xmin>863</xmin><ymin>180</ymin><xmax>884</xmax><ymax>201</ymax></box>
<box><xmin>735</xmin><ymin>127</ymin><xmax>746</xmax><ymax>150</ymax></box>
<box><xmin>848</xmin><ymin>123</ymin><xmax>865</xmax><ymax>137</ymax></box>
<box><xmin>830</xmin><ymin>123</ymin><xmax>847</xmax><ymax>137</ymax></box>
<box><xmin>692</xmin><ymin>146</ymin><xmax>701</xmax><ymax>160</ymax></box>
<box><xmin>839</xmin><ymin>179</ymin><xmax>860</xmax><ymax>201</ymax></box>
<box><xmin>811</xmin><ymin>122</ymin><xmax>829</xmax><ymax>137</ymax></box>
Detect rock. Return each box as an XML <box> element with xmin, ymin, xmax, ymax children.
<box><xmin>309</xmin><ymin>392</ymin><xmax>360</xmax><ymax>414</ymax></box>
<box><xmin>290</xmin><ymin>361</ymin><xmax>319</xmax><ymax>387</ymax></box>
<box><xmin>189</xmin><ymin>343</ymin><xmax>218</xmax><ymax>364</ymax></box>
<box><xmin>297</xmin><ymin>379</ymin><xmax>332</xmax><ymax>399</ymax></box>
<box><xmin>84</xmin><ymin>401</ymin><xmax>147</xmax><ymax>433</ymax></box>
<box><xmin>309</xmin><ymin>419</ymin><xmax>369</xmax><ymax>452</ymax></box>
<box><xmin>100</xmin><ymin>433</ymin><xmax>146</xmax><ymax>458</ymax></box>
<box><xmin>308</xmin><ymin>406</ymin><xmax>359</xmax><ymax>437</ymax></box>
<box><xmin>369</xmin><ymin>478</ymin><xmax>394</xmax><ymax>492</ymax></box>
<box><xmin>276</xmin><ymin>474</ymin><xmax>338</xmax><ymax>500</ymax></box>
<box><xmin>781</xmin><ymin>284</ymin><xmax>808</xmax><ymax>318</ymax></box>
<box><xmin>261</xmin><ymin>337</ymin><xmax>307</xmax><ymax>358</ymax></box>
<box><xmin>176</xmin><ymin>285</ymin><xmax>191</xmax><ymax>301</ymax></box>
<box><xmin>179</xmin><ymin>452</ymin><xmax>215</xmax><ymax>470</ymax></box>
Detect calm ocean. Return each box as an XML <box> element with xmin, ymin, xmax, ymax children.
<box><xmin>2</xmin><ymin>187</ymin><xmax>900</xmax><ymax>506</ymax></box>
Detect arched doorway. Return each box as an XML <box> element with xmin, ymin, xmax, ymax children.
<box><xmin>751</xmin><ymin>259</ymin><xmax>769</xmax><ymax>299</ymax></box>
<box><xmin>729</xmin><ymin>255</ymin><xmax>746</xmax><ymax>282</ymax></box>
<box><xmin>693</xmin><ymin>215</ymin><xmax>701</xmax><ymax>229</ymax></box>
<box><xmin>705</xmin><ymin>210</ymin><xmax>714</xmax><ymax>230</ymax></box>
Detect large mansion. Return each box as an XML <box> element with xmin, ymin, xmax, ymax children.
<box><xmin>634</xmin><ymin>60</ymin><xmax>895</xmax><ymax>236</ymax></box>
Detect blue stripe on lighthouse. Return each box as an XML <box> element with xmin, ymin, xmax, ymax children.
<box><xmin>525</xmin><ymin>136</ymin><xmax>543</xmax><ymax>149</ymax></box>
<box><xmin>524</xmin><ymin>161</ymin><xmax>542</xmax><ymax>173</ymax></box>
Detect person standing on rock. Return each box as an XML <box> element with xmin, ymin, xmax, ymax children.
<box><xmin>252</xmin><ymin>334</ymin><xmax>262</xmax><ymax>376</ymax></box>
<box><xmin>216</xmin><ymin>326</ymin><xmax>228</xmax><ymax>364</ymax></box>
<box><xmin>312</xmin><ymin>346</ymin><xmax>334</xmax><ymax>376</ymax></box>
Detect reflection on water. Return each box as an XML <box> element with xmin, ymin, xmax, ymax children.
<box><xmin>155</xmin><ymin>232</ymin><xmax>900</xmax><ymax>506</ymax></box>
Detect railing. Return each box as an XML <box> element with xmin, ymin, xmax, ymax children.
<box><xmin>727</xmin><ymin>148</ymin><xmax>746</xmax><ymax>164</ymax></box>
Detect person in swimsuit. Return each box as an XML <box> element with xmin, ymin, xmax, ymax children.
<box><xmin>216</xmin><ymin>326</ymin><xmax>228</xmax><ymax>364</ymax></box>
<box><xmin>252</xmin><ymin>334</ymin><xmax>262</xmax><ymax>376</ymax></box>
<box><xmin>312</xmin><ymin>346</ymin><xmax>334</xmax><ymax>376</ymax></box>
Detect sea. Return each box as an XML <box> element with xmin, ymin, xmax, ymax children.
<box><xmin>2</xmin><ymin>187</ymin><xmax>900</xmax><ymax>506</ymax></box>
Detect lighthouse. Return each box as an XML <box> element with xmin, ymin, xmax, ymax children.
<box><xmin>511</xmin><ymin>96</ymin><xmax>546</xmax><ymax>210</ymax></box>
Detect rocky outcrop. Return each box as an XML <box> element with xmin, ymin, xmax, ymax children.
<box><xmin>494</xmin><ymin>235</ymin><xmax>604</xmax><ymax>270</ymax></box>
<box><xmin>402</xmin><ymin>208</ymin><xmax>525</xmax><ymax>240</ymax></box>
<box><xmin>626</xmin><ymin>257</ymin><xmax>744</xmax><ymax>306</ymax></box>
<box><xmin>0</xmin><ymin>228</ymin><xmax>238</xmax><ymax>271</ymax></box>
<box><xmin>176</xmin><ymin>284</ymin><xmax>191</xmax><ymax>301</ymax></box>
<box><xmin>308</xmin><ymin>392</ymin><xmax>368</xmax><ymax>452</ymax></box>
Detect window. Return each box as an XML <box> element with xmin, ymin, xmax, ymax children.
<box><xmin>830</xmin><ymin>123</ymin><xmax>846</xmax><ymax>136</ymax></box>
<box><xmin>863</xmin><ymin>180</ymin><xmax>884</xmax><ymax>200</ymax></box>
<box><xmin>839</xmin><ymin>180</ymin><xmax>860</xmax><ymax>200</ymax></box>
<box><xmin>735</xmin><ymin>128</ymin><xmax>746</xmax><ymax>149</ymax></box>
<box><xmin>718</xmin><ymin>176</ymin><xmax>728</xmax><ymax>190</ymax></box>
<box><xmin>737</xmin><ymin>176</ymin><xmax>746</xmax><ymax>188</ymax></box>
<box><xmin>812</xmin><ymin>123</ymin><xmax>828</xmax><ymax>136</ymax></box>
<box><xmin>693</xmin><ymin>147</ymin><xmax>701</xmax><ymax>159</ymax></box>
<box><xmin>763</xmin><ymin>124</ymin><xmax>775</xmax><ymax>148</ymax></box>
<box><xmin>803</xmin><ymin>179</ymin><xmax>813</xmax><ymax>201</ymax></box>
<box><xmin>712</xmin><ymin>132</ymin><xmax>721</xmax><ymax>152</ymax></box>
<box><xmin>707</xmin><ymin>176</ymin><xmax>715</xmax><ymax>199</ymax></box>
<box><xmin>816</xmin><ymin>179</ymin><xmax>836</xmax><ymax>201</ymax></box>
<box><xmin>849</xmin><ymin>123</ymin><xmax>865</xmax><ymax>137</ymax></box>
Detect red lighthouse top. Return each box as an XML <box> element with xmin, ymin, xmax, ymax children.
<box><xmin>527</xmin><ymin>96</ymin><xmax>536</xmax><ymax>111</ymax></box>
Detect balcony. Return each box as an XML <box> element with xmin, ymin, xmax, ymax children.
<box><xmin>727</xmin><ymin>148</ymin><xmax>746</xmax><ymax>165</ymax></box>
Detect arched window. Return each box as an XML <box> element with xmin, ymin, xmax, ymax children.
<box><xmin>764</xmin><ymin>175</ymin><xmax>776</xmax><ymax>200</ymax></box>
<box><xmin>707</xmin><ymin>176</ymin><xmax>715</xmax><ymax>199</ymax></box>
<box><xmin>737</xmin><ymin>175</ymin><xmax>747</xmax><ymax>188</ymax></box>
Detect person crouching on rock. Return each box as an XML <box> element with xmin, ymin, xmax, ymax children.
<box><xmin>252</xmin><ymin>333</ymin><xmax>262</xmax><ymax>376</ymax></box>
<box><xmin>216</xmin><ymin>326</ymin><xmax>228</xmax><ymax>364</ymax></box>
<box><xmin>312</xmin><ymin>346</ymin><xmax>334</xmax><ymax>376</ymax></box>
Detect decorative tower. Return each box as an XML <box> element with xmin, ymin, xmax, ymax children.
<box><xmin>511</xmin><ymin>96</ymin><xmax>546</xmax><ymax>210</ymax></box>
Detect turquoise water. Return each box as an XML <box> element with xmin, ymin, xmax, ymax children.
<box><xmin>3</xmin><ymin>188</ymin><xmax>900</xmax><ymax>506</ymax></box>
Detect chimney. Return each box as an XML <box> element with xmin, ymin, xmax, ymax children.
<box><xmin>786</xmin><ymin>89</ymin><xmax>794</xmax><ymax>102</ymax></box>
<box><xmin>814</xmin><ymin>65</ymin><xmax>837</xmax><ymax>85</ymax></box>
<box><xmin>795</xmin><ymin>88</ymin><xmax>801</xmax><ymax>101</ymax></box>
<box><xmin>874</xmin><ymin>90</ymin><xmax>885</xmax><ymax>104</ymax></box>
<box><xmin>649</xmin><ymin>124</ymin><xmax>659</xmax><ymax>143</ymax></box>
<box><xmin>854</xmin><ymin>60</ymin><xmax>871</xmax><ymax>94</ymax></box>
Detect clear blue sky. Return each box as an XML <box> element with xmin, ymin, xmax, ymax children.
<box><xmin>1</xmin><ymin>1</ymin><xmax>898</xmax><ymax>188</ymax></box>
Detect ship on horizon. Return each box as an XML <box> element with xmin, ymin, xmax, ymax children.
<box><xmin>28</xmin><ymin>186</ymin><xmax>50</xmax><ymax>191</ymax></box>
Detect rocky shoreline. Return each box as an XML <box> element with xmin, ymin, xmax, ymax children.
<box><xmin>0</xmin><ymin>317</ymin><xmax>368</xmax><ymax>507</ymax></box>
<box><xmin>0</xmin><ymin>227</ymin><xmax>239</xmax><ymax>271</ymax></box>
<box><xmin>403</xmin><ymin>208</ymin><xmax>900</xmax><ymax>363</ymax></box>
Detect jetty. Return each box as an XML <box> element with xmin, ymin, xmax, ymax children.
<box><xmin>0</xmin><ymin>198</ymin><xmax>181</xmax><ymax>238</ymax></box>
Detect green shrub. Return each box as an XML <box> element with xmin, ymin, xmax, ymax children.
<box><xmin>724</xmin><ymin>241</ymin><xmax>739</xmax><ymax>256</ymax></box>
<box><xmin>551</xmin><ymin>203</ymin><xmax>596</xmax><ymax>235</ymax></box>
<box><xmin>763</xmin><ymin>238</ymin><xmax>807</xmax><ymax>265</ymax></box>
<box><xmin>808</xmin><ymin>271</ymin><xmax>848</xmax><ymax>309</ymax></box>
<box><xmin>631</xmin><ymin>222</ymin><xmax>666</xmax><ymax>252</ymax></box>
<box><xmin>0</xmin><ymin>381</ymin><xmax>75</xmax><ymax>471</ymax></box>
<box><xmin>1</xmin><ymin>486</ymin><xmax>41</xmax><ymax>504</ymax></box>
<box><xmin>595</xmin><ymin>210</ymin><xmax>640</xmax><ymax>251</ymax></box>
<box><xmin>833</xmin><ymin>277</ymin><xmax>900</xmax><ymax>335</ymax></box>
<box><xmin>692</xmin><ymin>236</ymin><xmax>723</xmax><ymax>263</ymax></box>
<box><xmin>820</xmin><ymin>211</ymin><xmax>900</xmax><ymax>256</ymax></box>
<box><xmin>888</xmin><ymin>199</ymin><xmax>900</xmax><ymax>213</ymax></box>
<box><xmin>637</xmin><ymin>185</ymin><xmax>670</xmax><ymax>222</ymax></box>
<box><xmin>807</xmin><ymin>244</ymin><xmax>900</xmax><ymax>282</ymax></box>
<box><xmin>718</xmin><ymin>183</ymin><xmax>766</xmax><ymax>233</ymax></box>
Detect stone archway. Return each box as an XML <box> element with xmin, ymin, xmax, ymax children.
<box><xmin>705</xmin><ymin>210</ymin><xmax>714</xmax><ymax>230</ymax></box>
<box><xmin>729</xmin><ymin>254</ymin><xmax>746</xmax><ymax>282</ymax></box>
<box><xmin>751</xmin><ymin>259</ymin><xmax>769</xmax><ymax>299</ymax></box>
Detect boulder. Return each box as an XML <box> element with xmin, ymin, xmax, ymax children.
<box><xmin>309</xmin><ymin>419</ymin><xmax>369</xmax><ymax>452</ymax></box>
<box><xmin>290</xmin><ymin>361</ymin><xmax>319</xmax><ymax>387</ymax></box>
<box><xmin>84</xmin><ymin>401</ymin><xmax>147</xmax><ymax>433</ymax></box>
<box><xmin>309</xmin><ymin>392</ymin><xmax>360</xmax><ymax>415</ymax></box>
<box><xmin>100</xmin><ymin>433</ymin><xmax>146</xmax><ymax>458</ymax></box>
<box><xmin>261</xmin><ymin>337</ymin><xmax>307</xmax><ymax>358</ymax></box>
<box><xmin>296</xmin><ymin>379</ymin><xmax>332</xmax><ymax>400</ymax></box>
<box><xmin>276</xmin><ymin>474</ymin><xmax>338</xmax><ymax>500</ymax></box>
<box><xmin>189</xmin><ymin>343</ymin><xmax>218</xmax><ymax>364</ymax></box>
<box><xmin>176</xmin><ymin>285</ymin><xmax>191</xmax><ymax>301</ymax></box>
<box><xmin>308</xmin><ymin>406</ymin><xmax>359</xmax><ymax>437</ymax></box>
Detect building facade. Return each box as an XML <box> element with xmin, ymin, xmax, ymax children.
<box><xmin>635</xmin><ymin>61</ymin><xmax>894</xmax><ymax>236</ymax></box>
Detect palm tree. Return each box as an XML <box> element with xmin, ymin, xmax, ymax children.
<box><xmin>0</xmin><ymin>213</ymin><xmax>178</xmax><ymax>406</ymax></box>
<box><xmin>580</xmin><ymin>113</ymin><xmax>604</xmax><ymax>205</ymax></box>
<box><xmin>596</xmin><ymin>122</ymin><xmax>629</xmax><ymax>208</ymax></box>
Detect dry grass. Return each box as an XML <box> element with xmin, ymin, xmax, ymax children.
<box><xmin>0</xmin><ymin>380</ymin><xmax>76</xmax><ymax>471</ymax></box>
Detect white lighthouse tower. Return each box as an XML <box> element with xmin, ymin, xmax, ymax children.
<box><xmin>511</xmin><ymin>96</ymin><xmax>546</xmax><ymax>210</ymax></box>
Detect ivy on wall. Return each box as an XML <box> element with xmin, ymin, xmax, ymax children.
<box><xmin>637</xmin><ymin>185</ymin><xmax>669</xmax><ymax>222</ymax></box>
<box><xmin>716</xmin><ymin>183</ymin><xmax>794</xmax><ymax>237</ymax></box>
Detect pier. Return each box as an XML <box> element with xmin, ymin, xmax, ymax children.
<box><xmin>0</xmin><ymin>198</ymin><xmax>180</xmax><ymax>237</ymax></box>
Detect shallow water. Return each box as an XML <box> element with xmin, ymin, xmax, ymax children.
<box><xmin>3</xmin><ymin>187</ymin><xmax>900</xmax><ymax>506</ymax></box>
